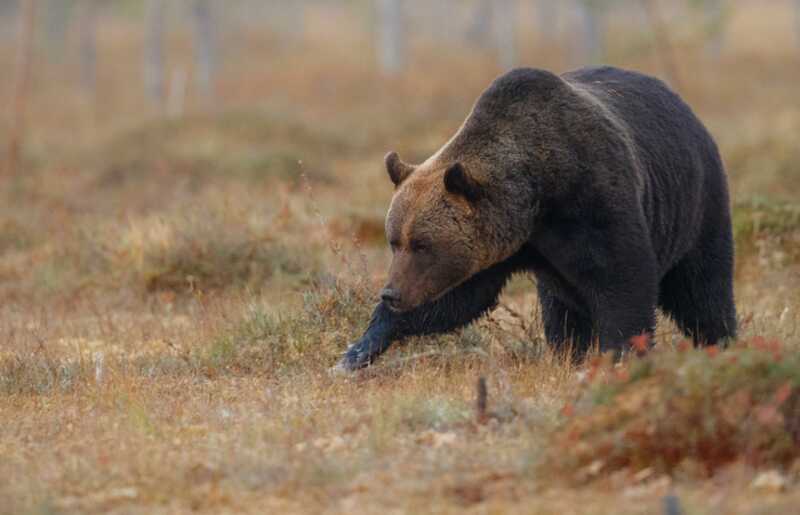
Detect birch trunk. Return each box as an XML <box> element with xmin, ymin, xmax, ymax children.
<box><xmin>795</xmin><ymin>0</ymin><xmax>800</xmax><ymax>48</ymax></box>
<box><xmin>144</xmin><ymin>0</ymin><xmax>166</xmax><ymax>107</ymax></box>
<box><xmin>494</xmin><ymin>0</ymin><xmax>517</xmax><ymax>69</ymax></box>
<box><xmin>576</xmin><ymin>1</ymin><xmax>604</xmax><ymax>64</ymax></box>
<box><xmin>6</xmin><ymin>0</ymin><xmax>37</xmax><ymax>177</ymax></box>
<box><xmin>192</xmin><ymin>0</ymin><xmax>216</xmax><ymax>105</ymax></box>
<box><xmin>376</xmin><ymin>0</ymin><xmax>405</xmax><ymax>76</ymax></box>
<box><xmin>78</xmin><ymin>0</ymin><xmax>98</xmax><ymax>97</ymax></box>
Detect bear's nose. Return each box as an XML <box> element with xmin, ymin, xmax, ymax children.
<box><xmin>380</xmin><ymin>288</ymin><xmax>401</xmax><ymax>307</ymax></box>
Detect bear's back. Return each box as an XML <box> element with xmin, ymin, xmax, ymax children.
<box><xmin>561</xmin><ymin>66</ymin><xmax>718</xmax><ymax>178</ymax></box>
<box><xmin>562</xmin><ymin>66</ymin><xmax>727</xmax><ymax>272</ymax></box>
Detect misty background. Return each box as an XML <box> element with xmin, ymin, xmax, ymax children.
<box><xmin>1</xmin><ymin>1</ymin><xmax>799</xmax><ymax>214</ymax></box>
<box><xmin>2</xmin><ymin>1</ymin><xmax>798</xmax><ymax>120</ymax></box>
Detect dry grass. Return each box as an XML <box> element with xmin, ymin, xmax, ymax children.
<box><xmin>1</xmin><ymin>2</ymin><xmax>800</xmax><ymax>513</ymax></box>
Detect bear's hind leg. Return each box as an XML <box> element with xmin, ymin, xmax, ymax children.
<box><xmin>538</xmin><ymin>284</ymin><xmax>594</xmax><ymax>357</ymax></box>
<box><xmin>658</xmin><ymin>244</ymin><xmax>737</xmax><ymax>346</ymax></box>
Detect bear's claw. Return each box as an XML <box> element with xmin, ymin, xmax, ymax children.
<box><xmin>332</xmin><ymin>335</ymin><xmax>384</xmax><ymax>374</ymax></box>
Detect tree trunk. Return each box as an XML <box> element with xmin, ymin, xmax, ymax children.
<box><xmin>44</xmin><ymin>0</ymin><xmax>71</xmax><ymax>61</ymax></box>
<box><xmin>78</xmin><ymin>0</ymin><xmax>98</xmax><ymax>97</ymax></box>
<box><xmin>376</xmin><ymin>0</ymin><xmax>405</xmax><ymax>76</ymax></box>
<box><xmin>429</xmin><ymin>0</ymin><xmax>455</xmax><ymax>43</ymax></box>
<box><xmin>576</xmin><ymin>1</ymin><xmax>604</xmax><ymax>64</ymax></box>
<box><xmin>276</xmin><ymin>2</ymin><xmax>305</xmax><ymax>46</ymax></box>
<box><xmin>167</xmin><ymin>67</ymin><xmax>187</xmax><ymax>119</ymax></box>
<box><xmin>639</xmin><ymin>0</ymin><xmax>683</xmax><ymax>91</ymax></box>
<box><xmin>537</xmin><ymin>0</ymin><xmax>559</xmax><ymax>43</ymax></box>
<box><xmin>494</xmin><ymin>0</ymin><xmax>517</xmax><ymax>70</ymax></box>
<box><xmin>704</xmin><ymin>0</ymin><xmax>725</xmax><ymax>58</ymax></box>
<box><xmin>191</xmin><ymin>0</ymin><xmax>216</xmax><ymax>106</ymax></box>
<box><xmin>467</xmin><ymin>0</ymin><xmax>493</xmax><ymax>47</ymax></box>
<box><xmin>6</xmin><ymin>0</ymin><xmax>36</xmax><ymax>178</ymax></box>
<box><xmin>795</xmin><ymin>0</ymin><xmax>800</xmax><ymax>48</ymax></box>
<box><xmin>144</xmin><ymin>0</ymin><xmax>166</xmax><ymax>107</ymax></box>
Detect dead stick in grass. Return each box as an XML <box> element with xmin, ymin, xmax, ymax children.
<box><xmin>476</xmin><ymin>377</ymin><xmax>488</xmax><ymax>424</ymax></box>
<box><xmin>6</xmin><ymin>0</ymin><xmax>37</xmax><ymax>178</ymax></box>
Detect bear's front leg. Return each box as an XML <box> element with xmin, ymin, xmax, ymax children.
<box><xmin>535</xmin><ymin>212</ymin><xmax>659</xmax><ymax>354</ymax></box>
<box><xmin>583</xmin><ymin>227</ymin><xmax>660</xmax><ymax>353</ymax></box>
<box><xmin>593</xmin><ymin>290</ymin><xmax>658</xmax><ymax>353</ymax></box>
<box><xmin>335</xmin><ymin>302</ymin><xmax>399</xmax><ymax>372</ymax></box>
<box><xmin>585</xmin><ymin>245</ymin><xmax>659</xmax><ymax>354</ymax></box>
<box><xmin>334</xmin><ymin>254</ymin><xmax>523</xmax><ymax>372</ymax></box>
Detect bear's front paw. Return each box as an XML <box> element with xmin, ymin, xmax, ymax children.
<box><xmin>332</xmin><ymin>340</ymin><xmax>373</xmax><ymax>374</ymax></box>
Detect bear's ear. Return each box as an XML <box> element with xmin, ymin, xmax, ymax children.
<box><xmin>444</xmin><ymin>162</ymin><xmax>482</xmax><ymax>201</ymax></box>
<box><xmin>385</xmin><ymin>151</ymin><xmax>415</xmax><ymax>186</ymax></box>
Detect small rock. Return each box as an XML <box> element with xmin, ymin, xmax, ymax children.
<box><xmin>312</xmin><ymin>435</ymin><xmax>347</xmax><ymax>452</ymax></box>
<box><xmin>751</xmin><ymin>470</ymin><xmax>788</xmax><ymax>492</ymax></box>
<box><xmin>577</xmin><ymin>459</ymin><xmax>605</xmax><ymax>481</ymax></box>
<box><xmin>417</xmin><ymin>430</ymin><xmax>458</xmax><ymax>448</ymax></box>
<box><xmin>633</xmin><ymin>467</ymin><xmax>653</xmax><ymax>483</ymax></box>
<box><xmin>106</xmin><ymin>487</ymin><xmax>138</xmax><ymax>500</ymax></box>
<box><xmin>432</xmin><ymin>431</ymin><xmax>457</xmax><ymax>448</ymax></box>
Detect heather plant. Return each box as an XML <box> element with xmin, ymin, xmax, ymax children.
<box><xmin>546</xmin><ymin>339</ymin><xmax>800</xmax><ymax>482</ymax></box>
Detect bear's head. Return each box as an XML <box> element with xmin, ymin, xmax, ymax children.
<box><xmin>380</xmin><ymin>151</ymin><xmax>497</xmax><ymax>312</ymax></box>
<box><xmin>378</xmin><ymin>69</ymin><xmax>570</xmax><ymax>311</ymax></box>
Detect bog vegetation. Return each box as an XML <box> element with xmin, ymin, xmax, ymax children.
<box><xmin>1</xmin><ymin>2</ymin><xmax>799</xmax><ymax>513</ymax></box>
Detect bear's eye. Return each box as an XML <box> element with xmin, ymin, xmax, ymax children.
<box><xmin>389</xmin><ymin>239</ymin><xmax>401</xmax><ymax>252</ymax></box>
<box><xmin>409</xmin><ymin>239</ymin><xmax>431</xmax><ymax>253</ymax></box>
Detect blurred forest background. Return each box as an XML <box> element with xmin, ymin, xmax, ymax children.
<box><xmin>1</xmin><ymin>0</ymin><xmax>798</xmax><ymax>301</ymax></box>
<box><xmin>1</xmin><ymin>0</ymin><xmax>799</xmax><ymax>199</ymax></box>
<box><xmin>1</xmin><ymin>2</ymin><xmax>800</xmax><ymax>513</ymax></box>
<box><xmin>1</xmin><ymin>0</ymin><xmax>799</xmax><ymax>188</ymax></box>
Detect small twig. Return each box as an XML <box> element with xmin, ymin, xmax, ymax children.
<box><xmin>301</xmin><ymin>171</ymin><xmax>369</xmax><ymax>293</ymax></box>
<box><xmin>483</xmin><ymin>315</ymin><xmax>527</xmax><ymax>341</ymax></box>
<box><xmin>497</xmin><ymin>302</ymin><xmax>530</xmax><ymax>333</ymax></box>
<box><xmin>476</xmin><ymin>376</ymin><xmax>488</xmax><ymax>424</ymax></box>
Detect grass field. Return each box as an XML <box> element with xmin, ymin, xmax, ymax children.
<box><xmin>1</xmin><ymin>3</ymin><xmax>799</xmax><ymax>513</ymax></box>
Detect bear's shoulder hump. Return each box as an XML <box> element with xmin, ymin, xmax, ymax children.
<box><xmin>481</xmin><ymin>68</ymin><xmax>565</xmax><ymax>106</ymax></box>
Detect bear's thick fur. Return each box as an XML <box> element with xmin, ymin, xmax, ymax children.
<box><xmin>337</xmin><ymin>66</ymin><xmax>737</xmax><ymax>371</ymax></box>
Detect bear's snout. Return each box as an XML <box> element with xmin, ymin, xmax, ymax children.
<box><xmin>380</xmin><ymin>287</ymin><xmax>402</xmax><ymax>311</ymax></box>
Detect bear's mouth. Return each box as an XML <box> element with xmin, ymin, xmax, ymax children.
<box><xmin>384</xmin><ymin>302</ymin><xmax>406</xmax><ymax>313</ymax></box>
<box><xmin>383</xmin><ymin>279</ymin><xmax>470</xmax><ymax>314</ymax></box>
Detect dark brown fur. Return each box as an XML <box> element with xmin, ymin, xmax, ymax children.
<box><xmin>336</xmin><ymin>66</ymin><xmax>737</xmax><ymax>372</ymax></box>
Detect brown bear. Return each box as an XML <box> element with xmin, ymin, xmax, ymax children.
<box><xmin>336</xmin><ymin>66</ymin><xmax>737</xmax><ymax>371</ymax></box>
